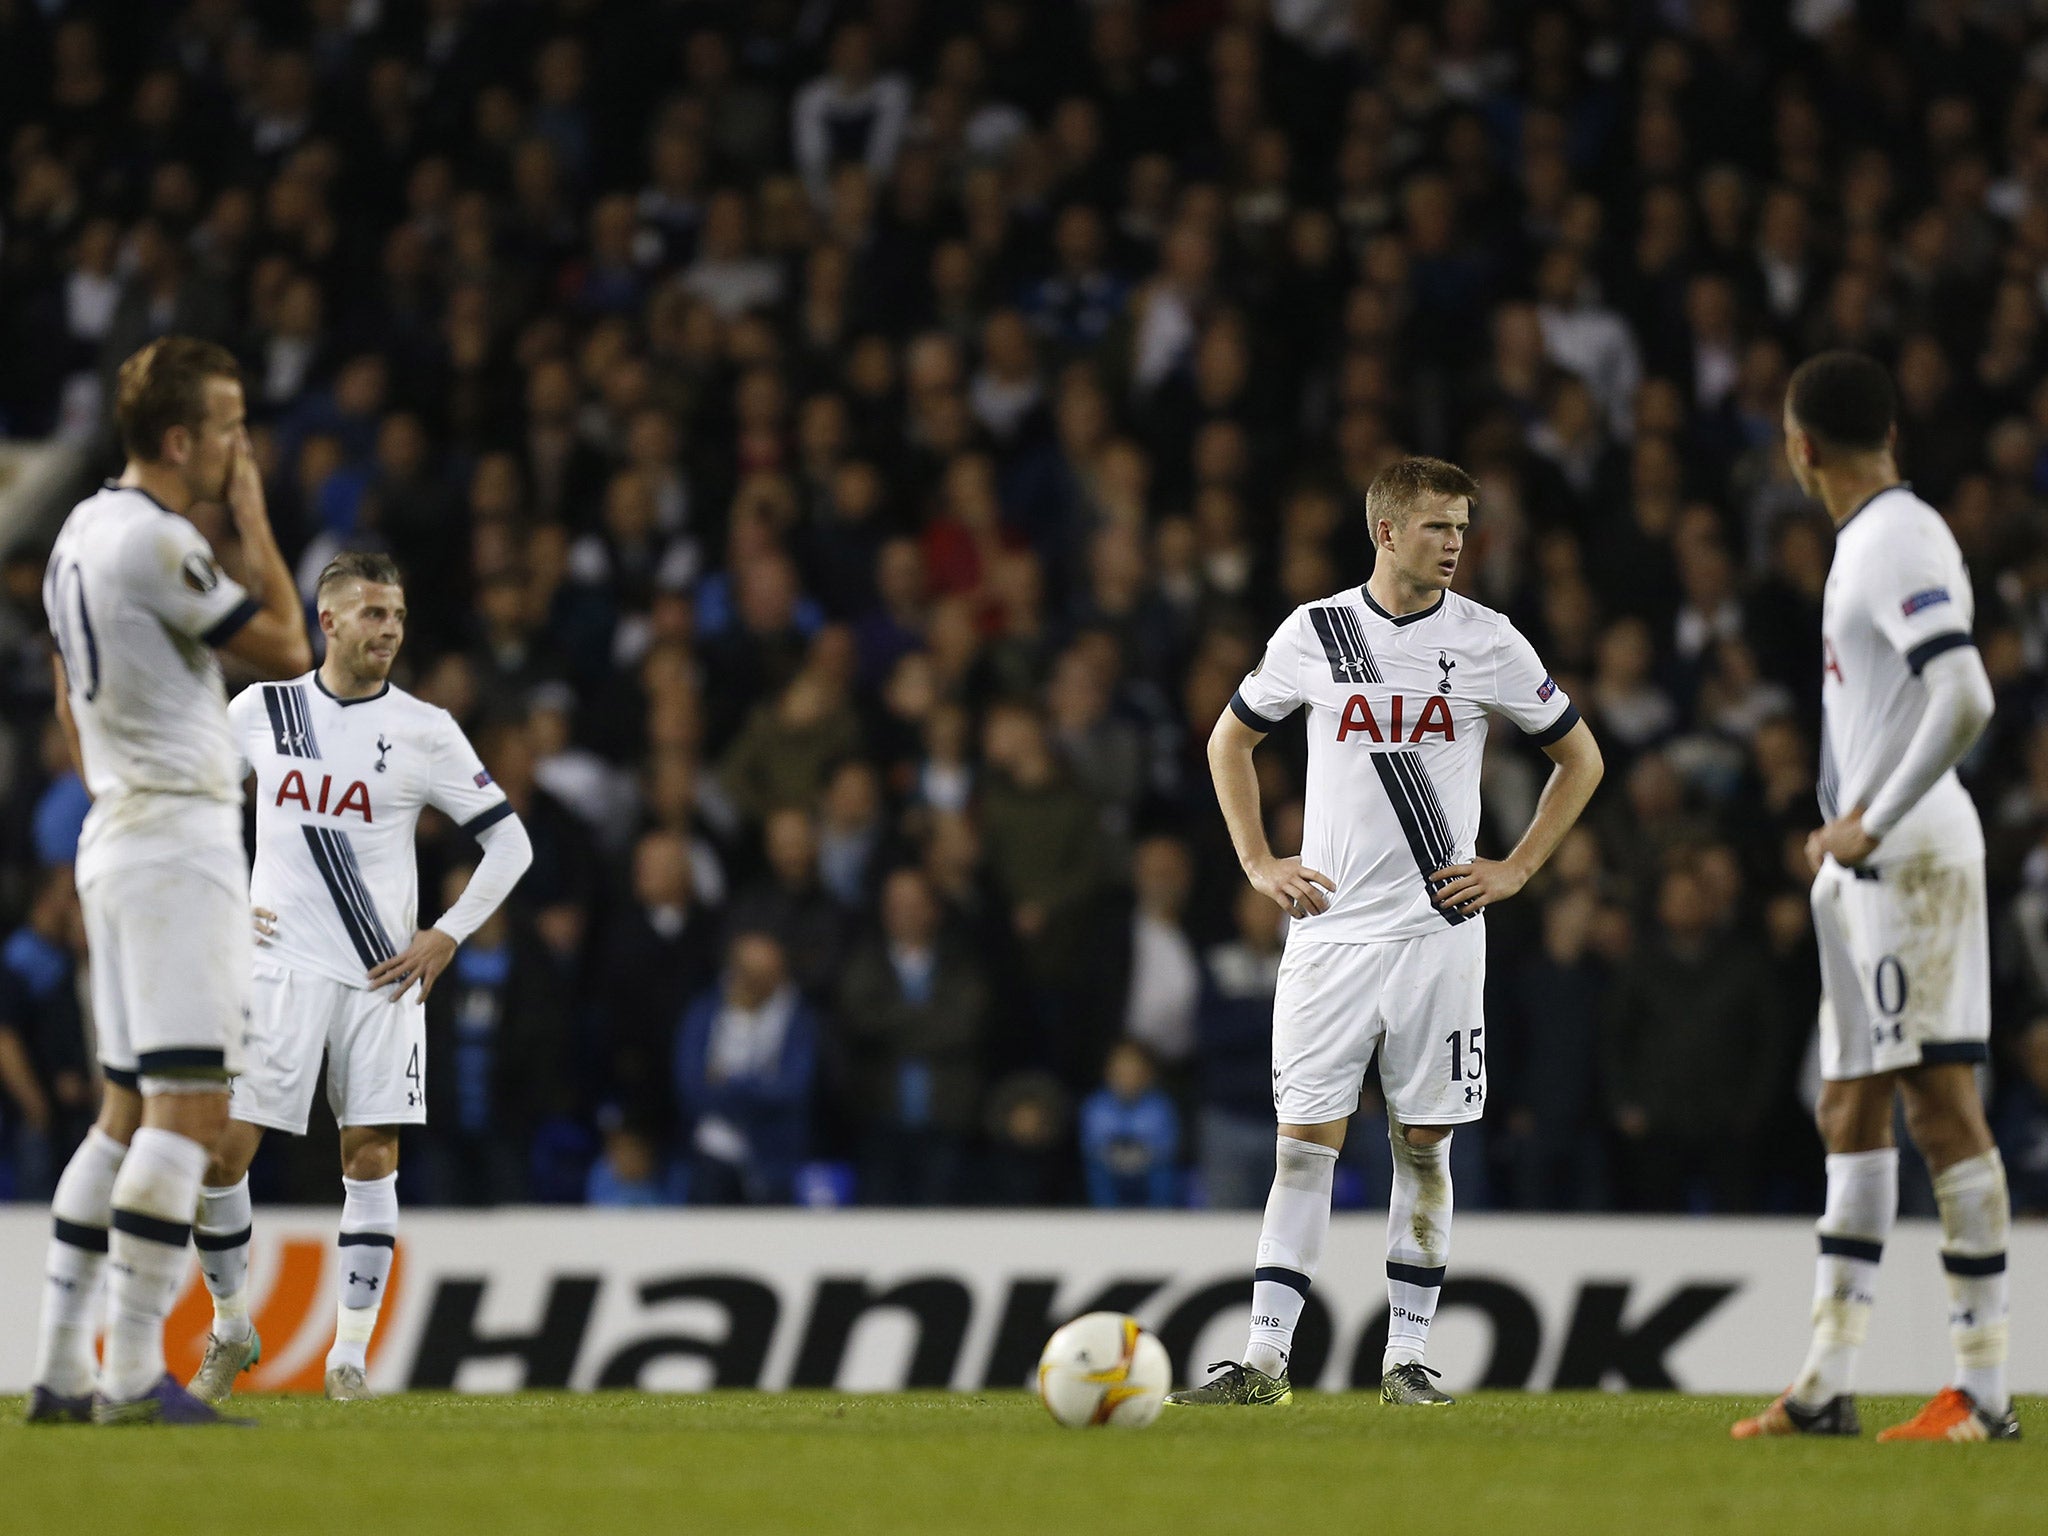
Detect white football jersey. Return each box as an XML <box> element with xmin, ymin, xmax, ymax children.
<box><xmin>1233</xmin><ymin>587</ymin><xmax>1578</xmax><ymax>942</ymax></box>
<box><xmin>45</xmin><ymin>482</ymin><xmax>261</xmax><ymax>888</ymax></box>
<box><xmin>228</xmin><ymin>674</ymin><xmax>511</xmax><ymax>990</ymax></box>
<box><xmin>1817</xmin><ymin>484</ymin><xmax>1984</xmax><ymax>863</ymax></box>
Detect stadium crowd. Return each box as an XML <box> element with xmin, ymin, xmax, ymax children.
<box><xmin>5</xmin><ymin>0</ymin><xmax>2048</xmax><ymax>1217</ymax></box>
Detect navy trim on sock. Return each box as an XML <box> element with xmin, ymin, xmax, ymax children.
<box><xmin>101</xmin><ymin>1063</ymin><xmax>138</xmax><ymax>1090</ymax></box>
<box><xmin>1253</xmin><ymin>1265</ymin><xmax>1311</xmax><ymax>1297</ymax></box>
<box><xmin>111</xmin><ymin>1209</ymin><xmax>192</xmax><ymax>1248</ymax></box>
<box><xmin>338</xmin><ymin>1230</ymin><xmax>396</xmax><ymax>1249</ymax></box>
<box><xmin>1941</xmin><ymin>1250</ymin><xmax>2007</xmax><ymax>1277</ymax></box>
<box><xmin>1819</xmin><ymin>1234</ymin><xmax>1885</xmax><ymax>1263</ymax></box>
<box><xmin>53</xmin><ymin>1217</ymin><xmax>109</xmax><ymax>1253</ymax></box>
<box><xmin>1386</xmin><ymin>1261</ymin><xmax>1447</xmax><ymax>1289</ymax></box>
<box><xmin>195</xmin><ymin>1225</ymin><xmax>252</xmax><ymax>1252</ymax></box>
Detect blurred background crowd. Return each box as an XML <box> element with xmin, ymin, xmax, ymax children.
<box><xmin>5</xmin><ymin>0</ymin><xmax>2048</xmax><ymax>1217</ymax></box>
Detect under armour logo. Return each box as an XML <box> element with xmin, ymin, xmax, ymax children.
<box><xmin>407</xmin><ymin>1090</ymin><xmax>421</xmax><ymax>1106</ymax></box>
<box><xmin>375</xmin><ymin>735</ymin><xmax>392</xmax><ymax>773</ymax></box>
<box><xmin>349</xmin><ymin>1272</ymin><xmax>380</xmax><ymax>1291</ymax></box>
<box><xmin>1463</xmin><ymin>1085</ymin><xmax>1478</xmax><ymax>1104</ymax></box>
<box><xmin>1438</xmin><ymin>652</ymin><xmax>1456</xmax><ymax>694</ymax></box>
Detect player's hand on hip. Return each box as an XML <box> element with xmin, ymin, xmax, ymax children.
<box><xmin>1247</xmin><ymin>855</ymin><xmax>1335</xmax><ymax>919</ymax></box>
<box><xmin>1811</xmin><ymin>807</ymin><xmax>1879</xmax><ymax>870</ymax></box>
<box><xmin>367</xmin><ymin>928</ymin><xmax>458</xmax><ymax>1002</ymax></box>
<box><xmin>252</xmin><ymin>906</ymin><xmax>277</xmax><ymax>945</ymax></box>
<box><xmin>1429</xmin><ymin>857</ymin><xmax>1527</xmax><ymax>915</ymax></box>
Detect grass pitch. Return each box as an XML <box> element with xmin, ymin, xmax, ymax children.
<box><xmin>3</xmin><ymin>1391</ymin><xmax>2041</xmax><ymax>1536</ymax></box>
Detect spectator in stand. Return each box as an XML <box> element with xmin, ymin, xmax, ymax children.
<box><xmin>675</xmin><ymin>930</ymin><xmax>817</xmax><ymax>1205</ymax></box>
<box><xmin>421</xmin><ymin>864</ymin><xmax>574</xmax><ymax>1206</ymax></box>
<box><xmin>835</xmin><ymin>867</ymin><xmax>989</xmax><ymax>1205</ymax></box>
<box><xmin>4</xmin><ymin>2</ymin><xmax>2048</xmax><ymax>1214</ymax></box>
<box><xmin>1080</xmin><ymin>1039</ymin><xmax>1181</xmax><ymax>1209</ymax></box>
<box><xmin>593</xmin><ymin>829</ymin><xmax>720</xmax><ymax>1140</ymax></box>
<box><xmin>1193</xmin><ymin>884</ymin><xmax>1286</xmax><ymax>1209</ymax></box>
<box><xmin>1604</xmin><ymin>862</ymin><xmax>1781</xmax><ymax>1212</ymax></box>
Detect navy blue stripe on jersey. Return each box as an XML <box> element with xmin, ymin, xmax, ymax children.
<box><xmin>200</xmin><ymin>596</ymin><xmax>260</xmax><ymax>647</ymax></box>
<box><xmin>304</xmin><ymin>825</ymin><xmax>392</xmax><ymax>969</ymax></box>
<box><xmin>287</xmin><ymin>684</ymin><xmax>321</xmax><ymax>757</ymax></box>
<box><xmin>1308</xmin><ymin>605</ymin><xmax>1377</xmax><ymax>684</ymax></box>
<box><xmin>1371</xmin><ymin>752</ymin><xmax>1470</xmax><ymax>926</ymax></box>
<box><xmin>1527</xmin><ymin>701</ymin><xmax>1581</xmax><ymax>747</ymax></box>
<box><xmin>461</xmin><ymin>800</ymin><xmax>516</xmax><ymax>836</ymax></box>
<box><xmin>1330</xmin><ymin>604</ymin><xmax>1384</xmax><ymax>683</ymax></box>
<box><xmin>1229</xmin><ymin>690</ymin><xmax>1282</xmax><ymax>733</ymax></box>
<box><xmin>262</xmin><ymin>685</ymin><xmax>291</xmax><ymax>755</ymax></box>
<box><xmin>1389</xmin><ymin>752</ymin><xmax>1455</xmax><ymax>870</ymax></box>
<box><xmin>1904</xmin><ymin>631</ymin><xmax>1973</xmax><ymax>675</ymax></box>
<box><xmin>327</xmin><ymin>827</ymin><xmax>396</xmax><ymax>960</ymax></box>
<box><xmin>264</xmin><ymin>683</ymin><xmax>322</xmax><ymax>758</ymax></box>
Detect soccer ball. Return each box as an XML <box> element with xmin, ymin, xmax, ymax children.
<box><xmin>1036</xmin><ymin>1311</ymin><xmax>1171</xmax><ymax>1428</ymax></box>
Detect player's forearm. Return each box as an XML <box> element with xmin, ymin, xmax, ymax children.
<box><xmin>1861</xmin><ymin>645</ymin><xmax>1994</xmax><ymax>839</ymax></box>
<box><xmin>1504</xmin><ymin>725</ymin><xmax>1603</xmax><ymax>881</ymax></box>
<box><xmin>1207</xmin><ymin>719</ymin><xmax>1272</xmax><ymax>872</ymax></box>
<box><xmin>50</xmin><ymin>656</ymin><xmax>85</xmax><ymax>786</ymax></box>
<box><xmin>431</xmin><ymin>814</ymin><xmax>534</xmax><ymax>945</ymax></box>
<box><xmin>237</xmin><ymin>508</ymin><xmax>301</xmax><ymax>630</ymax></box>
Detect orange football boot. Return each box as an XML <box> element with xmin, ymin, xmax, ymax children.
<box><xmin>1877</xmin><ymin>1387</ymin><xmax>2020</xmax><ymax>1442</ymax></box>
<box><xmin>1731</xmin><ymin>1391</ymin><xmax>1860</xmax><ymax>1438</ymax></box>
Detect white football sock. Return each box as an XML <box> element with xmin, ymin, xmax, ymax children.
<box><xmin>1933</xmin><ymin>1149</ymin><xmax>2010</xmax><ymax>1416</ymax></box>
<box><xmin>33</xmin><ymin>1127</ymin><xmax>127</xmax><ymax>1396</ymax></box>
<box><xmin>1383</xmin><ymin>1128</ymin><xmax>1453</xmax><ymax>1373</ymax></box>
<box><xmin>1789</xmin><ymin>1147</ymin><xmax>1897</xmax><ymax>1410</ymax></box>
<box><xmin>329</xmin><ymin>1172</ymin><xmax>399</xmax><ymax>1372</ymax></box>
<box><xmin>1243</xmin><ymin>1136</ymin><xmax>1337</xmax><ymax>1378</ymax></box>
<box><xmin>102</xmin><ymin>1127</ymin><xmax>209</xmax><ymax>1401</ymax></box>
<box><xmin>195</xmin><ymin>1177</ymin><xmax>254</xmax><ymax>1343</ymax></box>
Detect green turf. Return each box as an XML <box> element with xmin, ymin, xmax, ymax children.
<box><xmin>3</xmin><ymin>1391</ymin><xmax>2041</xmax><ymax>1536</ymax></box>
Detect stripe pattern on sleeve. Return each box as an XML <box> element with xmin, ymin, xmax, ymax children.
<box><xmin>262</xmin><ymin>683</ymin><xmax>321</xmax><ymax>759</ymax></box>
<box><xmin>1309</xmin><ymin>605</ymin><xmax>1381</xmax><ymax>684</ymax></box>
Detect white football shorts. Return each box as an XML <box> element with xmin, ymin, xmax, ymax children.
<box><xmin>1271</xmin><ymin>919</ymin><xmax>1487</xmax><ymax>1127</ymax></box>
<box><xmin>232</xmin><ymin>963</ymin><xmax>427</xmax><ymax>1134</ymax></box>
<box><xmin>1813</xmin><ymin>854</ymin><xmax>1990</xmax><ymax>1081</ymax></box>
<box><xmin>84</xmin><ymin>856</ymin><xmax>251</xmax><ymax>1086</ymax></box>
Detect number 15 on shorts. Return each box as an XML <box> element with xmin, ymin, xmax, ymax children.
<box><xmin>1447</xmin><ymin>1026</ymin><xmax>1484</xmax><ymax>1108</ymax></box>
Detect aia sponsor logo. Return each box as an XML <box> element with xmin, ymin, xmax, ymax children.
<box><xmin>275</xmin><ymin>770</ymin><xmax>374</xmax><ymax>822</ymax></box>
<box><xmin>161</xmin><ymin>1235</ymin><xmax>405</xmax><ymax>1392</ymax></box>
<box><xmin>1335</xmin><ymin>694</ymin><xmax>1455</xmax><ymax>744</ymax></box>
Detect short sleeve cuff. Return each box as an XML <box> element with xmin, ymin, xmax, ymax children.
<box><xmin>1526</xmin><ymin>701</ymin><xmax>1581</xmax><ymax>747</ymax></box>
<box><xmin>1904</xmin><ymin>631</ymin><xmax>1973</xmax><ymax>674</ymax></box>
<box><xmin>1229</xmin><ymin>690</ymin><xmax>1283</xmax><ymax>733</ymax></box>
<box><xmin>460</xmin><ymin>800</ymin><xmax>515</xmax><ymax>837</ymax></box>
<box><xmin>199</xmin><ymin>597</ymin><xmax>261</xmax><ymax>648</ymax></box>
